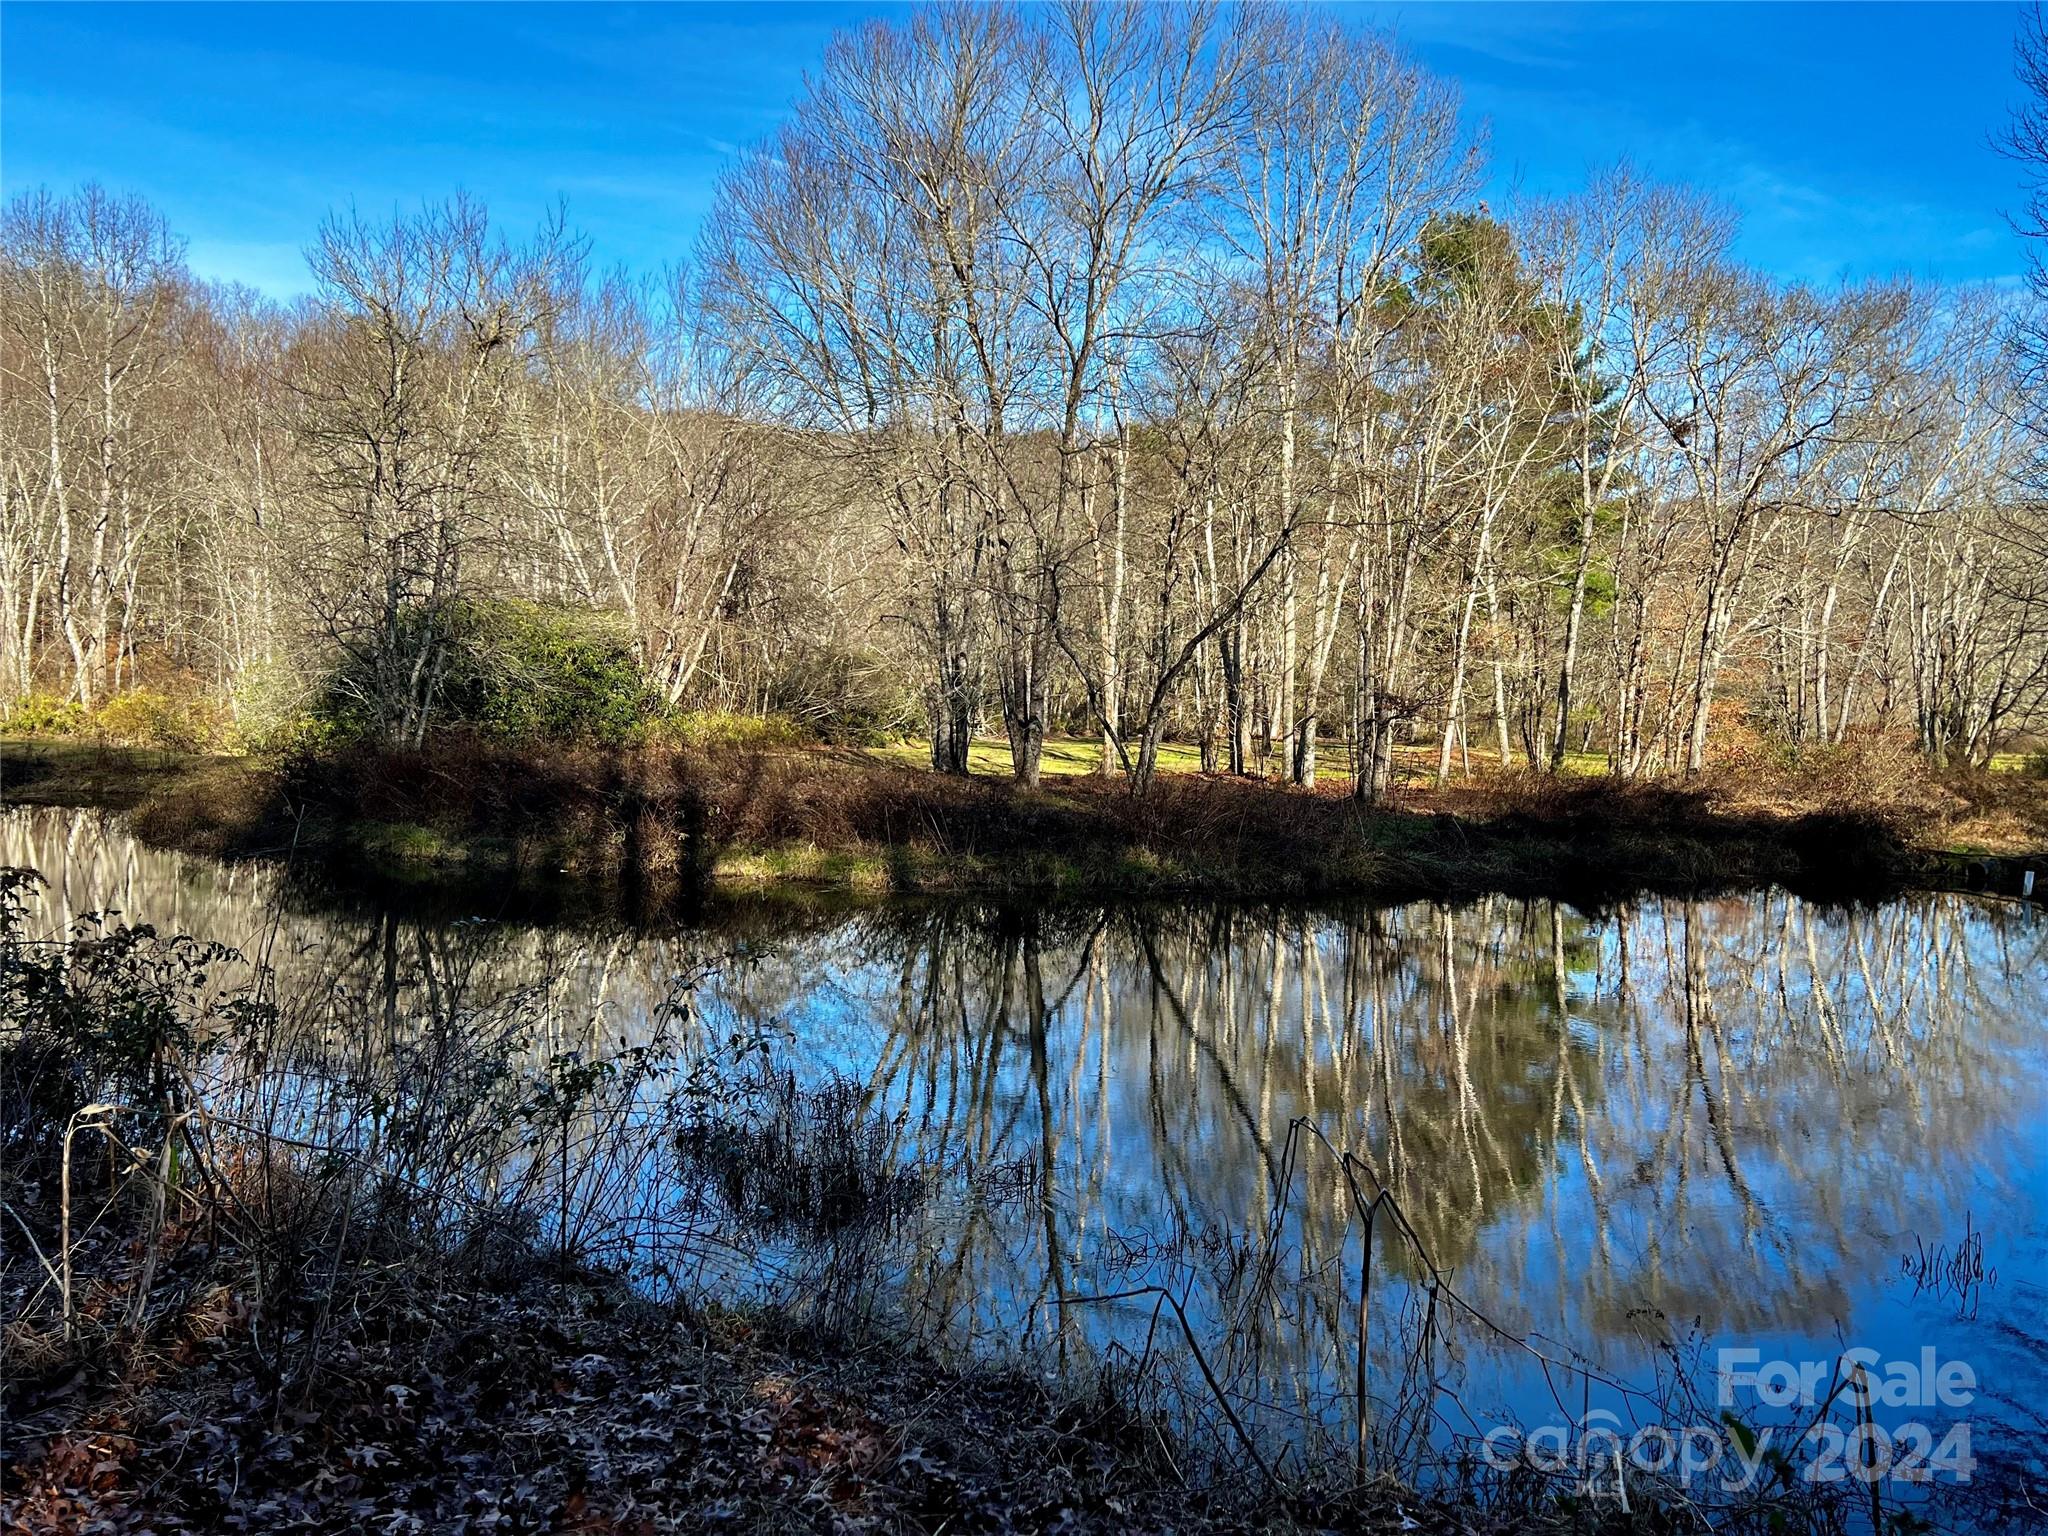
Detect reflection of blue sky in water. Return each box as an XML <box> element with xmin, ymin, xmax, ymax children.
<box><xmin>7</xmin><ymin>806</ymin><xmax>2046</xmax><ymax>1493</ymax></box>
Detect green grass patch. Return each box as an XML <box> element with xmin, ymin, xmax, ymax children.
<box><xmin>862</xmin><ymin>733</ymin><xmax>1616</xmax><ymax>785</ymax></box>
<box><xmin>713</xmin><ymin>845</ymin><xmax>894</xmax><ymax>892</ymax></box>
<box><xmin>355</xmin><ymin>820</ymin><xmax>465</xmax><ymax>864</ymax></box>
<box><xmin>867</xmin><ymin>734</ymin><xmax>1308</xmax><ymax>779</ymax></box>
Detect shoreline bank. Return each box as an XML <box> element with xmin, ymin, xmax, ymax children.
<box><xmin>3</xmin><ymin>736</ymin><xmax>2043</xmax><ymax>914</ymax></box>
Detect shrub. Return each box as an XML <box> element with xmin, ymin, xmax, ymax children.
<box><xmin>1</xmin><ymin>688</ymin><xmax>226</xmax><ymax>750</ymax></box>
<box><xmin>221</xmin><ymin>657</ymin><xmax>326</xmax><ymax>757</ymax></box>
<box><xmin>316</xmin><ymin>598</ymin><xmax>654</xmax><ymax>745</ymax></box>
<box><xmin>1758</xmin><ymin>730</ymin><xmax>1951</xmax><ymax>822</ymax></box>
<box><xmin>0</xmin><ymin>692</ymin><xmax>88</xmax><ymax>738</ymax></box>
<box><xmin>236</xmin><ymin>709</ymin><xmax>341</xmax><ymax>764</ymax></box>
<box><xmin>762</xmin><ymin>641</ymin><xmax>917</xmax><ymax>745</ymax></box>
<box><xmin>90</xmin><ymin>688</ymin><xmax>226</xmax><ymax>751</ymax></box>
<box><xmin>0</xmin><ymin>868</ymin><xmax>254</xmax><ymax>1178</ymax></box>
<box><xmin>647</xmin><ymin>709</ymin><xmax>807</xmax><ymax>749</ymax></box>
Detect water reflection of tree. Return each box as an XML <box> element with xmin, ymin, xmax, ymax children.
<box><xmin>747</xmin><ymin>891</ymin><xmax>2046</xmax><ymax>1446</ymax></box>
<box><xmin>10</xmin><ymin>807</ymin><xmax>2045</xmax><ymax>1460</ymax></box>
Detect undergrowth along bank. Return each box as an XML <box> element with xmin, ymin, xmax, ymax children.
<box><xmin>2</xmin><ymin>733</ymin><xmax>2043</xmax><ymax>911</ymax></box>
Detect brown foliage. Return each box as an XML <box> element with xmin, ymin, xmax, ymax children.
<box><xmin>13</xmin><ymin>733</ymin><xmax>2042</xmax><ymax>906</ymax></box>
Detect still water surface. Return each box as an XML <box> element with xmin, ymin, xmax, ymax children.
<box><xmin>7</xmin><ymin>805</ymin><xmax>2046</xmax><ymax>1507</ymax></box>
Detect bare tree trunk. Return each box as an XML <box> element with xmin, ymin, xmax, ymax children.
<box><xmin>1550</xmin><ymin>501</ymin><xmax>1598</xmax><ymax>771</ymax></box>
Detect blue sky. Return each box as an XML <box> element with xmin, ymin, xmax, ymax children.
<box><xmin>0</xmin><ymin>2</ymin><xmax>2028</xmax><ymax>297</ymax></box>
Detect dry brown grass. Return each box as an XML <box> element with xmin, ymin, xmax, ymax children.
<box><xmin>8</xmin><ymin>730</ymin><xmax>2042</xmax><ymax>904</ymax></box>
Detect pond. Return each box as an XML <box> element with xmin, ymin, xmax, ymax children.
<box><xmin>6</xmin><ymin>803</ymin><xmax>2046</xmax><ymax>1519</ymax></box>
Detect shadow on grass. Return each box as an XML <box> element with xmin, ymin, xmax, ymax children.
<box><xmin>13</xmin><ymin>733</ymin><xmax>2037</xmax><ymax>916</ymax></box>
